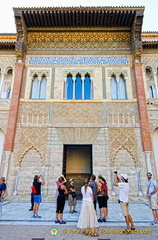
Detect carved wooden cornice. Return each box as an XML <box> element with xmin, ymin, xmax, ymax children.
<box><xmin>27</xmin><ymin>31</ymin><xmax>130</xmax><ymax>44</ymax></box>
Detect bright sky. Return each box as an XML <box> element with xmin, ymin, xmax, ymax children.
<box><xmin>1</xmin><ymin>0</ymin><xmax>157</xmax><ymax>33</ymax></box>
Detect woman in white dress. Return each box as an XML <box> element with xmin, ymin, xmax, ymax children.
<box><xmin>77</xmin><ymin>179</ymin><xmax>99</xmax><ymax>237</ymax></box>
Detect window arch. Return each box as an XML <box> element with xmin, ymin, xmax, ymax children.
<box><xmin>6</xmin><ymin>87</ymin><xmax>11</xmax><ymax>99</ymax></box>
<box><xmin>110</xmin><ymin>74</ymin><xmax>127</xmax><ymax>100</ymax></box>
<box><xmin>65</xmin><ymin>72</ymin><xmax>93</xmax><ymax>100</ymax></box>
<box><xmin>75</xmin><ymin>73</ymin><xmax>82</xmax><ymax>99</ymax></box>
<box><xmin>0</xmin><ymin>67</ymin><xmax>13</xmax><ymax>99</ymax></box>
<box><xmin>30</xmin><ymin>74</ymin><xmax>39</xmax><ymax>99</ymax></box>
<box><xmin>148</xmin><ymin>85</ymin><xmax>156</xmax><ymax>98</ymax></box>
<box><xmin>30</xmin><ymin>73</ymin><xmax>47</xmax><ymax>100</ymax></box>
<box><xmin>110</xmin><ymin>75</ymin><xmax>118</xmax><ymax>99</ymax></box>
<box><xmin>84</xmin><ymin>73</ymin><xmax>91</xmax><ymax>99</ymax></box>
<box><xmin>39</xmin><ymin>75</ymin><xmax>47</xmax><ymax>99</ymax></box>
<box><xmin>118</xmin><ymin>74</ymin><xmax>127</xmax><ymax>99</ymax></box>
<box><xmin>66</xmin><ymin>73</ymin><xmax>73</xmax><ymax>99</ymax></box>
<box><xmin>145</xmin><ymin>67</ymin><xmax>152</xmax><ymax>80</ymax></box>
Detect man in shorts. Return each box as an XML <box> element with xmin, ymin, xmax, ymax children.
<box><xmin>113</xmin><ymin>172</ymin><xmax>135</xmax><ymax>233</ymax></box>
<box><xmin>146</xmin><ymin>172</ymin><xmax>158</xmax><ymax>225</ymax></box>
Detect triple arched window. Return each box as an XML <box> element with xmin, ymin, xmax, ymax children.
<box><xmin>110</xmin><ymin>74</ymin><xmax>127</xmax><ymax>100</ymax></box>
<box><xmin>30</xmin><ymin>73</ymin><xmax>47</xmax><ymax>99</ymax></box>
<box><xmin>65</xmin><ymin>73</ymin><xmax>92</xmax><ymax>99</ymax></box>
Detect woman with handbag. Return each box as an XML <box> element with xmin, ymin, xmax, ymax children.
<box><xmin>68</xmin><ymin>179</ymin><xmax>77</xmax><ymax>213</ymax></box>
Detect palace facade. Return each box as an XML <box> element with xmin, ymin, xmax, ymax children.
<box><xmin>0</xmin><ymin>6</ymin><xmax>158</xmax><ymax>200</ymax></box>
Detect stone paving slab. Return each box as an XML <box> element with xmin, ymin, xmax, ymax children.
<box><xmin>0</xmin><ymin>201</ymin><xmax>158</xmax><ymax>240</ymax></box>
<box><xmin>0</xmin><ymin>201</ymin><xmax>154</xmax><ymax>226</ymax></box>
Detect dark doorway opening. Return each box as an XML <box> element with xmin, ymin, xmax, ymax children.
<box><xmin>63</xmin><ymin>144</ymin><xmax>92</xmax><ymax>199</ymax></box>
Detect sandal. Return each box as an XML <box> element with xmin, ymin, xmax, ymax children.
<box><xmin>91</xmin><ymin>233</ymin><xmax>99</xmax><ymax>237</ymax></box>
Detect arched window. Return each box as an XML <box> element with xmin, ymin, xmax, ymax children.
<box><xmin>30</xmin><ymin>74</ymin><xmax>47</xmax><ymax>100</ymax></box>
<box><xmin>145</xmin><ymin>67</ymin><xmax>152</xmax><ymax>80</ymax></box>
<box><xmin>110</xmin><ymin>75</ymin><xmax>118</xmax><ymax>99</ymax></box>
<box><xmin>84</xmin><ymin>74</ymin><xmax>91</xmax><ymax>99</ymax></box>
<box><xmin>66</xmin><ymin>74</ymin><xmax>73</xmax><ymax>99</ymax></box>
<box><xmin>118</xmin><ymin>75</ymin><xmax>127</xmax><ymax>99</ymax></box>
<box><xmin>65</xmin><ymin>71</ymin><xmax>93</xmax><ymax>100</ymax></box>
<box><xmin>148</xmin><ymin>85</ymin><xmax>156</xmax><ymax>98</ymax></box>
<box><xmin>6</xmin><ymin>87</ymin><xmax>11</xmax><ymax>99</ymax></box>
<box><xmin>110</xmin><ymin>74</ymin><xmax>127</xmax><ymax>100</ymax></box>
<box><xmin>0</xmin><ymin>68</ymin><xmax>13</xmax><ymax>99</ymax></box>
<box><xmin>75</xmin><ymin>73</ymin><xmax>82</xmax><ymax>99</ymax></box>
<box><xmin>31</xmin><ymin>75</ymin><xmax>39</xmax><ymax>99</ymax></box>
<box><xmin>39</xmin><ymin>76</ymin><xmax>47</xmax><ymax>99</ymax></box>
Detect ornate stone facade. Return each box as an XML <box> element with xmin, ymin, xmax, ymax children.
<box><xmin>0</xmin><ymin>6</ymin><xmax>158</xmax><ymax>200</ymax></box>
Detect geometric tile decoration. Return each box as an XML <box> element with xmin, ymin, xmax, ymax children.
<box><xmin>29</xmin><ymin>57</ymin><xmax>128</xmax><ymax>65</ymax></box>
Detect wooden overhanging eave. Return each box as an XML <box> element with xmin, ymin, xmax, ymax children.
<box><xmin>142</xmin><ymin>41</ymin><xmax>158</xmax><ymax>49</ymax></box>
<box><xmin>13</xmin><ymin>6</ymin><xmax>145</xmax><ymax>29</ymax></box>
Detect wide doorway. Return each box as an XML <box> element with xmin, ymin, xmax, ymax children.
<box><xmin>63</xmin><ymin>144</ymin><xmax>92</xmax><ymax>199</ymax></box>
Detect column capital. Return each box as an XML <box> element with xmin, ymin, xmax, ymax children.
<box><xmin>133</xmin><ymin>62</ymin><xmax>143</xmax><ymax>67</ymax></box>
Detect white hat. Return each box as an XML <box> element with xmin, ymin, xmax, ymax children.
<box><xmin>121</xmin><ymin>173</ymin><xmax>128</xmax><ymax>180</ymax></box>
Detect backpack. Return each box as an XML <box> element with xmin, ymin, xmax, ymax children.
<box><xmin>31</xmin><ymin>185</ymin><xmax>37</xmax><ymax>194</ymax></box>
<box><xmin>101</xmin><ymin>183</ymin><xmax>108</xmax><ymax>195</ymax></box>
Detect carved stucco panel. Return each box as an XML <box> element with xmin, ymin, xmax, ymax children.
<box><xmin>17</xmin><ymin>127</ymin><xmax>47</xmax><ymax>166</ymax></box>
<box><xmin>142</xmin><ymin>56</ymin><xmax>158</xmax><ymax>73</ymax></box>
<box><xmin>0</xmin><ymin>57</ymin><xmax>15</xmax><ymax>71</ymax></box>
<box><xmin>56</xmin><ymin>127</ymin><xmax>100</xmax><ymax>144</ymax></box>
<box><xmin>109</xmin><ymin>128</ymin><xmax>138</xmax><ymax>167</ymax></box>
<box><xmin>18</xmin><ymin>102</ymin><xmax>49</xmax><ymax>125</ymax></box>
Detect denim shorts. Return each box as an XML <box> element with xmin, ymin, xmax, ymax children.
<box><xmin>33</xmin><ymin>195</ymin><xmax>42</xmax><ymax>203</ymax></box>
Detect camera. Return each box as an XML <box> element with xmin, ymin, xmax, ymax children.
<box><xmin>114</xmin><ymin>171</ymin><xmax>117</xmax><ymax>174</ymax></box>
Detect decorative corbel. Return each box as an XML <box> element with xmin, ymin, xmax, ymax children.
<box><xmin>15</xmin><ymin>41</ymin><xmax>24</xmax><ymax>62</ymax></box>
<box><xmin>134</xmin><ymin>48</ymin><xmax>142</xmax><ymax>62</ymax></box>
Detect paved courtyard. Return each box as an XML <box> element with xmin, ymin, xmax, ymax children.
<box><xmin>0</xmin><ymin>200</ymin><xmax>158</xmax><ymax>239</ymax></box>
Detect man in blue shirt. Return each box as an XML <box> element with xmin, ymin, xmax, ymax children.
<box><xmin>0</xmin><ymin>177</ymin><xmax>7</xmax><ymax>220</ymax></box>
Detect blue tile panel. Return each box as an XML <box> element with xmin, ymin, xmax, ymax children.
<box><xmin>29</xmin><ymin>57</ymin><xmax>128</xmax><ymax>65</ymax></box>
